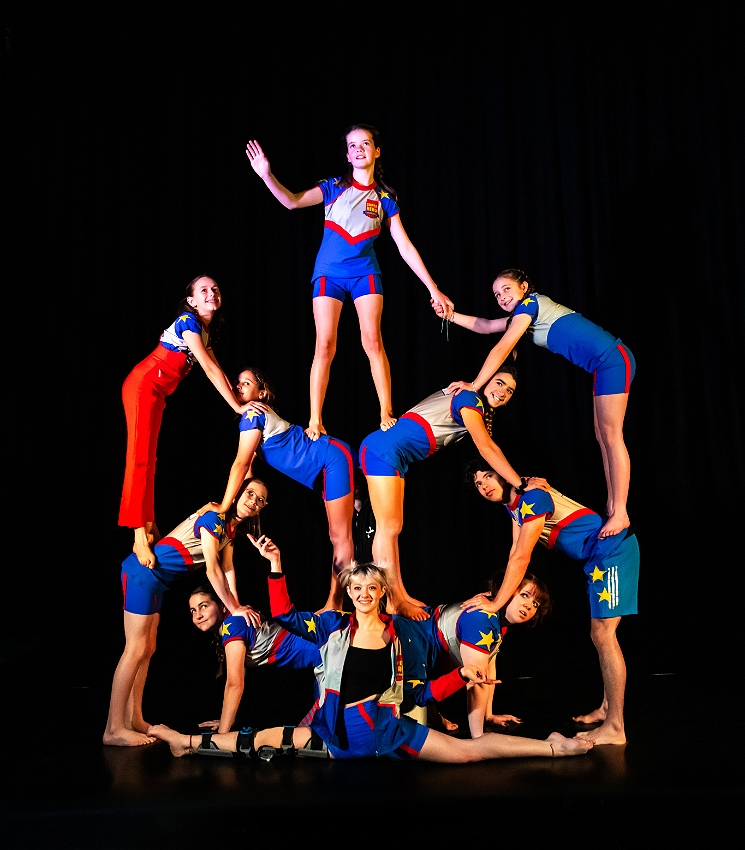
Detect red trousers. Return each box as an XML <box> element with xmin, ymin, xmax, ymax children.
<box><xmin>118</xmin><ymin>346</ymin><xmax>189</xmax><ymax>528</ymax></box>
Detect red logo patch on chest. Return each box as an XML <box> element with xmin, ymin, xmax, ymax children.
<box><xmin>364</xmin><ymin>198</ymin><xmax>379</xmax><ymax>218</ymax></box>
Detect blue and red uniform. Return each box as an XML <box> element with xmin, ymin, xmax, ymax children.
<box><xmin>119</xmin><ymin>312</ymin><xmax>210</xmax><ymax>528</ymax></box>
<box><xmin>268</xmin><ymin>574</ymin><xmax>468</xmax><ymax>759</ymax></box>
<box><xmin>512</xmin><ymin>294</ymin><xmax>635</xmax><ymax>396</ymax></box>
<box><xmin>311</xmin><ymin>176</ymin><xmax>400</xmax><ymax>301</ymax></box>
<box><xmin>121</xmin><ymin>509</ymin><xmax>232</xmax><ymax>615</ymax></box>
<box><xmin>238</xmin><ymin>406</ymin><xmax>355</xmax><ymax>501</ymax></box>
<box><xmin>395</xmin><ymin>604</ymin><xmax>507</xmax><ymax>705</ymax></box>
<box><xmin>359</xmin><ymin>388</ymin><xmax>485</xmax><ymax>477</ymax></box>
<box><xmin>506</xmin><ymin>487</ymin><xmax>639</xmax><ymax>618</ymax></box>
<box><xmin>218</xmin><ymin>615</ymin><xmax>321</xmax><ymax>670</ymax></box>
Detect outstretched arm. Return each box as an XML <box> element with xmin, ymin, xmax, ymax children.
<box><xmin>431</xmin><ymin>302</ymin><xmax>508</xmax><ymax>335</ymax></box>
<box><xmin>462</xmin><ymin>407</ymin><xmax>522</xmax><ymax>489</ymax></box>
<box><xmin>217</xmin><ymin>429</ymin><xmax>262</xmax><ymax>514</ymax></box>
<box><xmin>463</xmin><ymin>518</ymin><xmax>545</xmax><ymax>615</ymax></box>
<box><xmin>387</xmin><ymin>215</ymin><xmax>453</xmax><ymax>316</ymax></box>
<box><xmin>245</xmin><ymin>140</ymin><xmax>324</xmax><ymax>209</ymax></box>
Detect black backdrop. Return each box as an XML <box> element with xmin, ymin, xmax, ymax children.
<box><xmin>4</xmin><ymin>5</ymin><xmax>743</xmax><ymax>706</ymax></box>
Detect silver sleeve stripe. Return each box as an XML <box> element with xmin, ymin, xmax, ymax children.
<box><xmin>406</xmin><ymin>391</ymin><xmax>470</xmax><ymax>451</ymax></box>
<box><xmin>529</xmin><ymin>294</ymin><xmax>575</xmax><ymax>348</ymax></box>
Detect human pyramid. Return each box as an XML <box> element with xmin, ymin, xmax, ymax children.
<box><xmin>103</xmin><ymin>124</ymin><xmax>638</xmax><ymax>764</ymax></box>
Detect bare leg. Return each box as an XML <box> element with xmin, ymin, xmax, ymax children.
<box><xmin>594</xmin><ymin>393</ymin><xmax>630</xmax><ymax>537</ymax></box>
<box><xmin>319</xmin><ymin>492</ymin><xmax>355</xmax><ymax>612</ymax></box>
<box><xmin>418</xmin><ymin>728</ymin><xmax>593</xmax><ymax>763</ymax></box>
<box><xmin>103</xmin><ymin>611</ymin><xmax>159</xmax><ymax>746</ymax></box>
<box><xmin>148</xmin><ymin>725</ymin><xmax>312</xmax><ymax>758</ymax></box>
<box><xmin>354</xmin><ymin>294</ymin><xmax>396</xmax><ymax>430</ymax></box>
<box><xmin>574</xmin><ymin>617</ymin><xmax>626</xmax><ymax>745</ymax></box>
<box><xmin>126</xmin><ymin>615</ymin><xmax>159</xmax><ymax>733</ymax></box>
<box><xmin>307</xmin><ymin>297</ymin><xmax>343</xmax><ymax>440</ymax></box>
<box><xmin>593</xmin><ymin>403</ymin><xmax>612</xmax><ymax>515</ymax></box>
<box><xmin>366</xmin><ymin>476</ymin><xmax>428</xmax><ymax>620</ymax></box>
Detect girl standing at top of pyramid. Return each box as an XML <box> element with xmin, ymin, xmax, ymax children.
<box><xmin>246</xmin><ymin>124</ymin><xmax>453</xmax><ymax>440</ymax></box>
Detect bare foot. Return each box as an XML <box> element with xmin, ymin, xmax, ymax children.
<box><xmin>547</xmin><ymin>731</ymin><xmax>594</xmax><ymax>756</ymax></box>
<box><xmin>387</xmin><ymin>598</ymin><xmax>431</xmax><ymax>620</ymax></box>
<box><xmin>438</xmin><ymin>713</ymin><xmax>459</xmax><ymax>732</ymax></box>
<box><xmin>305</xmin><ymin>422</ymin><xmax>327</xmax><ymax>441</ymax></box>
<box><xmin>598</xmin><ymin>511</ymin><xmax>630</xmax><ymax>538</ymax></box>
<box><xmin>405</xmin><ymin>594</ymin><xmax>428</xmax><ymax>609</ymax></box>
<box><xmin>102</xmin><ymin>728</ymin><xmax>156</xmax><ymax>747</ymax></box>
<box><xmin>133</xmin><ymin>528</ymin><xmax>155</xmax><ymax>568</ymax></box>
<box><xmin>147</xmin><ymin>724</ymin><xmax>192</xmax><ymax>757</ymax></box>
<box><xmin>574</xmin><ymin>722</ymin><xmax>626</xmax><ymax>745</ymax></box>
<box><xmin>486</xmin><ymin>714</ymin><xmax>522</xmax><ymax>727</ymax></box>
<box><xmin>573</xmin><ymin>706</ymin><xmax>607</xmax><ymax>724</ymax></box>
<box><xmin>380</xmin><ymin>414</ymin><xmax>397</xmax><ymax>431</ymax></box>
<box><xmin>131</xmin><ymin>718</ymin><xmax>154</xmax><ymax>734</ymax></box>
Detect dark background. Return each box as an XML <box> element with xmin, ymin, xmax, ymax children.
<box><xmin>3</xmin><ymin>4</ymin><xmax>743</xmax><ymax>729</ymax></box>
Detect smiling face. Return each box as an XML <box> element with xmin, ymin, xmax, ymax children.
<box><xmin>346</xmin><ymin>573</ymin><xmax>387</xmax><ymax>615</ymax></box>
<box><xmin>189</xmin><ymin>593</ymin><xmax>226</xmax><ymax>632</ymax></box>
<box><xmin>234</xmin><ymin>480</ymin><xmax>268</xmax><ymax>520</ymax></box>
<box><xmin>492</xmin><ymin>276</ymin><xmax>529</xmax><ymax>313</ymax></box>
<box><xmin>504</xmin><ymin>583</ymin><xmax>541</xmax><ymax>625</ymax></box>
<box><xmin>482</xmin><ymin>372</ymin><xmax>517</xmax><ymax>407</ymax></box>
<box><xmin>483</xmin><ymin>370</ymin><xmax>517</xmax><ymax>409</ymax></box>
<box><xmin>187</xmin><ymin>276</ymin><xmax>222</xmax><ymax>319</ymax></box>
<box><xmin>346</xmin><ymin>129</ymin><xmax>380</xmax><ymax>173</ymax></box>
<box><xmin>234</xmin><ymin>370</ymin><xmax>265</xmax><ymax>404</ymax></box>
<box><xmin>473</xmin><ymin>468</ymin><xmax>507</xmax><ymax>503</ymax></box>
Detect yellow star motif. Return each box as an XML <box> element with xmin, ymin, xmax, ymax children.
<box><xmin>213</xmin><ymin>522</ymin><xmax>223</xmax><ymax>535</ymax></box>
<box><xmin>522</xmin><ymin>297</ymin><xmax>536</xmax><ymax>307</ymax></box>
<box><xmin>379</xmin><ymin>190</ymin><xmax>390</xmax><ymax>199</ymax></box>
<box><xmin>597</xmin><ymin>587</ymin><xmax>612</xmax><ymax>603</ymax></box>
<box><xmin>481</xmin><ymin>610</ymin><xmax>499</xmax><ymax>620</ymax></box>
<box><xmin>590</xmin><ymin>566</ymin><xmax>607</xmax><ymax>582</ymax></box>
<box><xmin>219</xmin><ymin>622</ymin><xmax>231</xmax><ymax>637</ymax></box>
<box><xmin>243</xmin><ymin>409</ymin><xmax>260</xmax><ymax>422</ymax></box>
<box><xmin>520</xmin><ymin>501</ymin><xmax>536</xmax><ymax>520</ymax></box>
<box><xmin>476</xmin><ymin>630</ymin><xmax>495</xmax><ymax>651</ymax></box>
<box><xmin>177</xmin><ymin>313</ymin><xmax>190</xmax><ymax>322</ymax></box>
<box><xmin>407</xmin><ymin>679</ymin><xmax>425</xmax><ymax>688</ymax></box>
<box><xmin>475</xmin><ymin>396</ymin><xmax>484</xmax><ymax>410</ymax></box>
<box><xmin>303</xmin><ymin>617</ymin><xmax>316</xmax><ymax>634</ymax></box>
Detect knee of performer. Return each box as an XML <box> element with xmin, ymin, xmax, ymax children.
<box><xmin>314</xmin><ymin>336</ymin><xmax>337</xmax><ymax>359</ymax></box>
<box><xmin>360</xmin><ymin>329</ymin><xmax>384</xmax><ymax>356</ymax></box>
<box><xmin>590</xmin><ymin>619</ymin><xmax>618</xmax><ymax>647</ymax></box>
<box><xmin>375</xmin><ymin>517</ymin><xmax>403</xmax><ymax>537</ymax></box>
<box><xmin>595</xmin><ymin>420</ymin><xmax>624</xmax><ymax>446</ymax></box>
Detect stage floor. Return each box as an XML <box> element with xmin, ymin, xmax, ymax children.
<box><xmin>2</xmin><ymin>667</ymin><xmax>742</xmax><ymax>848</ymax></box>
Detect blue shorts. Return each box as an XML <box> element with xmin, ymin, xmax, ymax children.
<box><xmin>320</xmin><ymin>438</ymin><xmax>356</xmax><ymax>501</ymax></box>
<box><xmin>326</xmin><ymin>699</ymin><xmax>430</xmax><ymax>760</ymax></box>
<box><xmin>359</xmin><ymin>442</ymin><xmax>402</xmax><ymax>478</ymax></box>
<box><xmin>120</xmin><ymin>553</ymin><xmax>171</xmax><ymax>615</ymax></box>
<box><xmin>593</xmin><ymin>343</ymin><xmax>635</xmax><ymax>396</ymax></box>
<box><xmin>312</xmin><ymin>274</ymin><xmax>383</xmax><ymax>301</ymax></box>
<box><xmin>584</xmin><ymin>532</ymin><xmax>639</xmax><ymax>618</ymax></box>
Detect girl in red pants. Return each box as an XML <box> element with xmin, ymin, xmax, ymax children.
<box><xmin>119</xmin><ymin>275</ymin><xmax>252</xmax><ymax>567</ymax></box>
